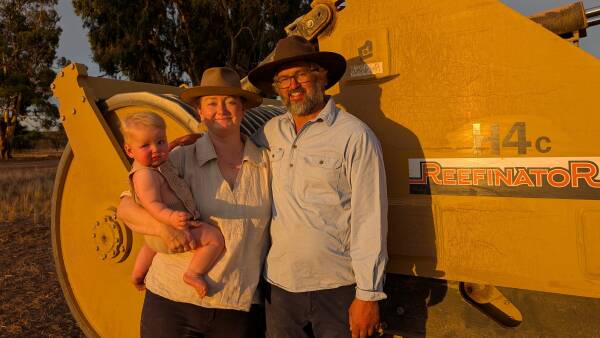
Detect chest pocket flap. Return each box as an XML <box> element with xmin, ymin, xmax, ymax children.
<box><xmin>269</xmin><ymin>148</ymin><xmax>285</xmax><ymax>162</ymax></box>
<box><xmin>303</xmin><ymin>154</ymin><xmax>341</xmax><ymax>170</ymax></box>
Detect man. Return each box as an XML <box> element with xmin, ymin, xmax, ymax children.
<box><xmin>248</xmin><ymin>36</ymin><xmax>388</xmax><ymax>338</ymax></box>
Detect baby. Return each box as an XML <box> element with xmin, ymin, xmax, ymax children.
<box><xmin>122</xmin><ymin>111</ymin><xmax>224</xmax><ymax>298</ymax></box>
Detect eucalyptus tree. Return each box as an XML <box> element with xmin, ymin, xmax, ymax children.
<box><xmin>0</xmin><ymin>0</ymin><xmax>61</xmax><ymax>128</ymax></box>
<box><xmin>73</xmin><ymin>0</ymin><xmax>310</xmax><ymax>85</ymax></box>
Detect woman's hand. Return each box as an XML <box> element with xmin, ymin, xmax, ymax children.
<box><xmin>158</xmin><ymin>224</ymin><xmax>197</xmax><ymax>253</ymax></box>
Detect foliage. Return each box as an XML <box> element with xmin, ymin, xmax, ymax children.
<box><xmin>73</xmin><ymin>0</ymin><xmax>311</xmax><ymax>85</ymax></box>
<box><xmin>13</xmin><ymin>126</ymin><xmax>41</xmax><ymax>149</ymax></box>
<box><xmin>9</xmin><ymin>124</ymin><xmax>66</xmax><ymax>150</ymax></box>
<box><xmin>0</xmin><ymin>0</ymin><xmax>62</xmax><ymax>129</ymax></box>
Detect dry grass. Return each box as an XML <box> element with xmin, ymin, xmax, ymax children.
<box><xmin>0</xmin><ymin>158</ymin><xmax>83</xmax><ymax>336</ymax></box>
<box><xmin>0</xmin><ymin>166</ymin><xmax>56</xmax><ymax>224</ymax></box>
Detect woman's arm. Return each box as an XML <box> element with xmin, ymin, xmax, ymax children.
<box><xmin>117</xmin><ymin>196</ymin><xmax>197</xmax><ymax>253</ymax></box>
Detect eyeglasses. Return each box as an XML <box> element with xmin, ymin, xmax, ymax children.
<box><xmin>274</xmin><ymin>69</ymin><xmax>318</xmax><ymax>89</ymax></box>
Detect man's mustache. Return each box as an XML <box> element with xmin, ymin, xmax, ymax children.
<box><xmin>288</xmin><ymin>87</ymin><xmax>306</xmax><ymax>97</ymax></box>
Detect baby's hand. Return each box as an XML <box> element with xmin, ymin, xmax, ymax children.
<box><xmin>169</xmin><ymin>211</ymin><xmax>191</xmax><ymax>229</ymax></box>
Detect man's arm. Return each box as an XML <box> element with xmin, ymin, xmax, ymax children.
<box><xmin>117</xmin><ymin>195</ymin><xmax>196</xmax><ymax>253</ymax></box>
<box><xmin>250</xmin><ymin>124</ymin><xmax>268</xmax><ymax>148</ymax></box>
<box><xmin>347</xmin><ymin>127</ymin><xmax>388</xmax><ymax>338</ymax></box>
<box><xmin>168</xmin><ymin>133</ymin><xmax>202</xmax><ymax>151</ymax></box>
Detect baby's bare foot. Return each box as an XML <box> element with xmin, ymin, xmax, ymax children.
<box><xmin>183</xmin><ymin>272</ymin><xmax>208</xmax><ymax>298</ymax></box>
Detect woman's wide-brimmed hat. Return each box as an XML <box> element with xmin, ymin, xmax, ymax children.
<box><xmin>247</xmin><ymin>36</ymin><xmax>347</xmax><ymax>95</ymax></box>
<box><xmin>181</xmin><ymin>67</ymin><xmax>262</xmax><ymax>108</ymax></box>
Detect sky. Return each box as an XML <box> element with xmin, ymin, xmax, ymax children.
<box><xmin>56</xmin><ymin>0</ymin><xmax>600</xmax><ymax>77</ymax></box>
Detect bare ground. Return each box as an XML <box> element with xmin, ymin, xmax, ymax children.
<box><xmin>0</xmin><ymin>221</ymin><xmax>84</xmax><ymax>337</ymax></box>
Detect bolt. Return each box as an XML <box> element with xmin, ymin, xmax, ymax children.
<box><xmin>120</xmin><ymin>246</ymin><xmax>126</xmax><ymax>252</ymax></box>
<box><xmin>92</xmin><ymin>233</ymin><xmax>96</xmax><ymax>239</ymax></box>
<box><xmin>104</xmin><ymin>216</ymin><xmax>109</xmax><ymax>222</ymax></box>
<box><xmin>51</xmin><ymin>83</ymin><xmax>56</xmax><ymax>89</ymax></box>
<box><xmin>96</xmin><ymin>246</ymin><xmax>100</xmax><ymax>251</ymax></box>
<box><xmin>112</xmin><ymin>223</ymin><xmax>117</xmax><ymax>229</ymax></box>
<box><xmin>71</xmin><ymin>108</ymin><xmax>76</xmax><ymax>115</ymax></box>
<box><xmin>101</xmin><ymin>254</ymin><xmax>107</xmax><ymax>260</ymax></box>
<box><xmin>60</xmin><ymin>115</ymin><xmax>66</xmax><ymax>121</ymax></box>
<box><xmin>113</xmin><ymin>249</ymin><xmax>119</xmax><ymax>256</ymax></box>
<box><xmin>396</xmin><ymin>306</ymin><xmax>405</xmax><ymax>316</ymax></box>
<box><xmin>60</xmin><ymin>71</ymin><xmax>64</xmax><ymax>77</ymax></box>
<box><xmin>81</xmin><ymin>96</ymin><xmax>86</xmax><ymax>102</ymax></box>
<box><xmin>96</xmin><ymin>221</ymin><xmax>100</xmax><ymax>226</ymax></box>
<box><xmin>71</xmin><ymin>63</ymin><xmax>76</xmax><ymax>69</ymax></box>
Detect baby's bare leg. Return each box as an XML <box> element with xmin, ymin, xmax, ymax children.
<box><xmin>132</xmin><ymin>244</ymin><xmax>156</xmax><ymax>291</ymax></box>
<box><xmin>183</xmin><ymin>225</ymin><xmax>225</xmax><ymax>298</ymax></box>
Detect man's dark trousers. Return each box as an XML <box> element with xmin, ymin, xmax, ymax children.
<box><xmin>265</xmin><ymin>282</ymin><xmax>355</xmax><ymax>338</ymax></box>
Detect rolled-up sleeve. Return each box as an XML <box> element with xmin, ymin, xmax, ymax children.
<box><xmin>347</xmin><ymin>127</ymin><xmax>388</xmax><ymax>301</ymax></box>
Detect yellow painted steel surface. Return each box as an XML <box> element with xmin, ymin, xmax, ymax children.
<box><xmin>320</xmin><ymin>0</ymin><xmax>600</xmax><ymax>298</ymax></box>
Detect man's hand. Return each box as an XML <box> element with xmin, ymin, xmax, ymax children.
<box><xmin>349</xmin><ymin>299</ymin><xmax>380</xmax><ymax>338</ymax></box>
<box><xmin>158</xmin><ymin>224</ymin><xmax>197</xmax><ymax>253</ymax></box>
<box><xmin>169</xmin><ymin>133</ymin><xmax>202</xmax><ymax>151</ymax></box>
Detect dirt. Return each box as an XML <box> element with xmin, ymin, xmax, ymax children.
<box><xmin>0</xmin><ymin>153</ymin><xmax>84</xmax><ymax>337</ymax></box>
<box><xmin>0</xmin><ymin>154</ymin><xmax>60</xmax><ymax>170</ymax></box>
<box><xmin>0</xmin><ymin>221</ymin><xmax>84</xmax><ymax>337</ymax></box>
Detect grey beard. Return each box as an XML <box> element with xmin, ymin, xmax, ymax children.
<box><xmin>286</xmin><ymin>88</ymin><xmax>325</xmax><ymax>116</ymax></box>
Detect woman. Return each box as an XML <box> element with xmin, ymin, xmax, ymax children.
<box><xmin>117</xmin><ymin>67</ymin><xmax>270</xmax><ymax>338</ymax></box>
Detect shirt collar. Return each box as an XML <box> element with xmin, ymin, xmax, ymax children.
<box><xmin>194</xmin><ymin>133</ymin><xmax>263</xmax><ymax>168</ymax></box>
<box><xmin>283</xmin><ymin>96</ymin><xmax>338</xmax><ymax>127</ymax></box>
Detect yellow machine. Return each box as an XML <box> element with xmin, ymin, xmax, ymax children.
<box><xmin>51</xmin><ymin>1</ymin><xmax>600</xmax><ymax>337</ymax></box>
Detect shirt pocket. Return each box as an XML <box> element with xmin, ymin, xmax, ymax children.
<box><xmin>268</xmin><ymin>147</ymin><xmax>285</xmax><ymax>181</ymax></box>
<box><xmin>298</xmin><ymin>154</ymin><xmax>342</xmax><ymax>205</ymax></box>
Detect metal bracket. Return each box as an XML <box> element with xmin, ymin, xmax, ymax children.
<box><xmin>285</xmin><ymin>3</ymin><xmax>335</xmax><ymax>41</ymax></box>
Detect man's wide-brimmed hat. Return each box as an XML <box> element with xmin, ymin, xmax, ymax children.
<box><xmin>181</xmin><ymin>67</ymin><xmax>262</xmax><ymax>108</ymax></box>
<box><xmin>248</xmin><ymin>36</ymin><xmax>347</xmax><ymax>95</ymax></box>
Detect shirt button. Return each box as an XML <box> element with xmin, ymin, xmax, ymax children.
<box><xmin>292</xmin><ymin>145</ymin><xmax>297</xmax><ymax>149</ymax></box>
<box><xmin>319</xmin><ymin>160</ymin><xmax>324</xmax><ymax>164</ymax></box>
<box><xmin>289</xmin><ymin>164</ymin><xmax>294</xmax><ymax>167</ymax></box>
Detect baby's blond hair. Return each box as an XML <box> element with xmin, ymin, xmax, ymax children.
<box><xmin>121</xmin><ymin>112</ymin><xmax>166</xmax><ymax>143</ymax></box>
